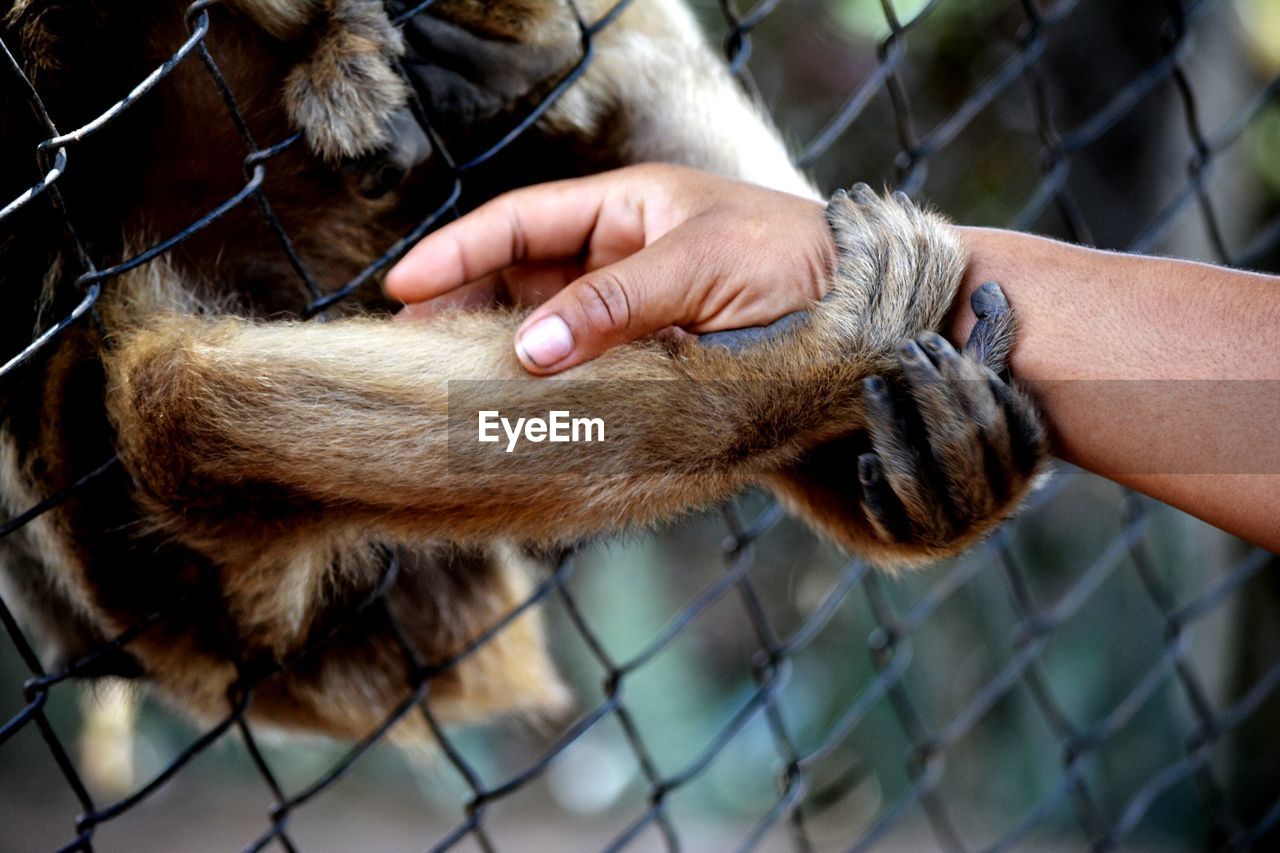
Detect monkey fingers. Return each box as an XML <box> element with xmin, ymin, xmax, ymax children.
<box><xmin>964</xmin><ymin>280</ymin><xmax>1017</xmax><ymax>378</ymax></box>
<box><xmin>987</xmin><ymin>372</ymin><xmax>1047</xmax><ymax>480</ymax></box>
<box><xmin>858</xmin><ymin>329</ymin><xmax>1043</xmax><ymax>549</ymax></box>
<box><xmin>859</xmin><ymin>374</ymin><xmax>957</xmax><ymax>545</ymax></box>
<box><xmin>898</xmin><ymin>336</ymin><xmax>995</xmax><ymax>523</ymax></box>
<box><xmin>958</xmin><ymin>281</ymin><xmax>1046</xmax><ymax>478</ymax></box>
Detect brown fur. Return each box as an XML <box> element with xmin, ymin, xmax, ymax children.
<box><xmin>282</xmin><ymin>1</ymin><xmax>408</xmax><ymax>160</ymax></box>
<box><xmin>0</xmin><ymin>0</ymin><xmax>1042</xmax><ymax>741</ymax></box>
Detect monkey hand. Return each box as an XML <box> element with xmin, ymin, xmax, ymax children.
<box><xmin>854</xmin><ymin>283</ymin><xmax>1047</xmax><ymax>560</ymax></box>
<box><xmin>686</xmin><ymin>185</ymin><xmax>1046</xmax><ymax>565</ymax></box>
<box><xmin>765</xmin><ymin>282</ymin><xmax>1049</xmax><ymax>568</ymax></box>
<box><xmin>392</xmin><ymin>2</ymin><xmax>581</xmax><ymax>127</ymax></box>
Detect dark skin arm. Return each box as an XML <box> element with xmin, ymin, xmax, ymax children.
<box><xmin>951</xmin><ymin>227</ymin><xmax>1280</xmax><ymax>549</ymax></box>
<box><xmin>386</xmin><ymin>165</ymin><xmax>1280</xmax><ymax>552</ymax></box>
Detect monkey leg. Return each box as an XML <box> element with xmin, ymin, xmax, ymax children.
<box><xmin>114</xmin><ymin>538</ymin><xmax>563</xmax><ymax>741</ymax></box>
<box><xmin>227</xmin><ymin>544</ymin><xmax>569</xmax><ymax>741</ymax></box>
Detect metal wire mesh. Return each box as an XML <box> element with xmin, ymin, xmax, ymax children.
<box><xmin>1</xmin><ymin>0</ymin><xmax>1278</xmax><ymax>850</ymax></box>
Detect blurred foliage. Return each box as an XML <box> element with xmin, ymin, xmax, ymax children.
<box><xmin>1250</xmin><ymin>105</ymin><xmax>1280</xmax><ymax>193</ymax></box>
<box><xmin>1236</xmin><ymin>0</ymin><xmax>1280</xmax><ymax>75</ymax></box>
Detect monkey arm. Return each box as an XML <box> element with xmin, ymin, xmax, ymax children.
<box><xmin>103</xmin><ymin>189</ymin><xmax>1043</xmax><ymax>565</ymax></box>
<box><xmin>103</xmin><ymin>189</ymin><xmax>911</xmax><ymax>554</ymax></box>
<box><xmin>103</xmin><ymin>306</ymin><xmax>873</xmax><ymax>548</ymax></box>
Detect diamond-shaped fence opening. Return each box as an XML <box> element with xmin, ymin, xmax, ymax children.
<box><xmin>1</xmin><ymin>0</ymin><xmax>1278</xmax><ymax>850</ymax></box>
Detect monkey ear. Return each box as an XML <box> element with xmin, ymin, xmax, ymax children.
<box><xmin>396</xmin><ymin>11</ymin><xmax>582</xmax><ymax>138</ymax></box>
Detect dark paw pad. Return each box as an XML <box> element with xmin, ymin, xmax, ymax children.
<box><xmin>696</xmin><ymin>310</ymin><xmax>812</xmax><ymax>353</ymax></box>
<box><xmin>397</xmin><ymin>11</ymin><xmax>581</xmax><ymax>130</ymax></box>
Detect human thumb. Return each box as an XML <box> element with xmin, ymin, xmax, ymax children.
<box><xmin>513</xmin><ymin>247</ymin><xmax>689</xmax><ymax>374</ymax></box>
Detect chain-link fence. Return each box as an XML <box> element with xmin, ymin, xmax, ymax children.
<box><xmin>2</xmin><ymin>0</ymin><xmax>1278</xmax><ymax>850</ymax></box>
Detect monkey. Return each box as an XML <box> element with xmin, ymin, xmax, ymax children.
<box><xmin>0</xmin><ymin>0</ymin><xmax>1047</xmax><ymax>742</ymax></box>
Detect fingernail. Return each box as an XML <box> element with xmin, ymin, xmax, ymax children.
<box><xmin>516</xmin><ymin>315</ymin><xmax>574</xmax><ymax>367</ymax></box>
<box><xmin>972</xmin><ymin>281</ymin><xmax>1009</xmax><ymax>318</ymax></box>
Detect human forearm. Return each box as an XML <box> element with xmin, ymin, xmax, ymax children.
<box><xmin>949</xmin><ymin>227</ymin><xmax>1280</xmax><ymax>550</ymax></box>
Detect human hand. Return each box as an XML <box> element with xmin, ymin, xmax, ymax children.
<box><xmin>384</xmin><ymin>164</ymin><xmax>833</xmax><ymax>373</ymax></box>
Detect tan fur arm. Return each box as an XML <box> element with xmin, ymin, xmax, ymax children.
<box><xmin>104</xmin><ymin>308</ymin><xmax>875</xmax><ymax>550</ymax></box>
<box><xmin>103</xmin><ymin>187</ymin><xmax>979</xmax><ymax>563</ymax></box>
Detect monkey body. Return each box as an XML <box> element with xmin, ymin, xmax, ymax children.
<box><xmin>0</xmin><ymin>0</ymin><xmax>1044</xmax><ymax>740</ymax></box>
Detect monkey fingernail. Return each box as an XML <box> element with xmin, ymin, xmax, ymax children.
<box><xmin>919</xmin><ymin>332</ymin><xmax>946</xmax><ymax>354</ymax></box>
<box><xmin>517</xmin><ymin>315</ymin><xmax>574</xmax><ymax>367</ymax></box>
<box><xmin>971</xmin><ymin>281</ymin><xmax>1009</xmax><ymax>319</ymax></box>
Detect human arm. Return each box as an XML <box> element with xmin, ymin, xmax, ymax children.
<box><xmin>948</xmin><ymin>228</ymin><xmax>1280</xmax><ymax>551</ymax></box>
